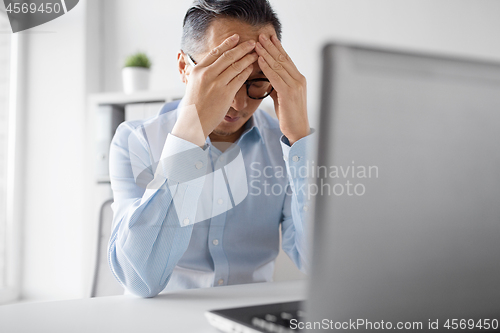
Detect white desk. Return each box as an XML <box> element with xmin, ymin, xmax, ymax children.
<box><xmin>0</xmin><ymin>280</ymin><xmax>306</xmax><ymax>333</ymax></box>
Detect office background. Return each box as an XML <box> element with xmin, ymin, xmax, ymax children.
<box><xmin>3</xmin><ymin>0</ymin><xmax>500</xmax><ymax>304</ymax></box>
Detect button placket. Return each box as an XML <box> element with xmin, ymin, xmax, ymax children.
<box><xmin>208</xmin><ymin>160</ymin><xmax>230</xmax><ymax>289</ymax></box>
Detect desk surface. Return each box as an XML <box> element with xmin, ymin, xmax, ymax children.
<box><xmin>0</xmin><ymin>280</ymin><xmax>306</xmax><ymax>333</ymax></box>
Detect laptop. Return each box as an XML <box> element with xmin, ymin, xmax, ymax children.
<box><xmin>206</xmin><ymin>42</ymin><xmax>500</xmax><ymax>332</ymax></box>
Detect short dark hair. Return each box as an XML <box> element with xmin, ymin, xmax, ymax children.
<box><xmin>181</xmin><ymin>0</ymin><xmax>282</xmax><ymax>56</ymax></box>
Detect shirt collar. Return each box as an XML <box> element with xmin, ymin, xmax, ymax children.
<box><xmin>237</xmin><ymin>114</ymin><xmax>264</xmax><ymax>144</ymax></box>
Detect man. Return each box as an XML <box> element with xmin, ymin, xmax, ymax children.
<box><xmin>108</xmin><ymin>0</ymin><xmax>314</xmax><ymax>297</ymax></box>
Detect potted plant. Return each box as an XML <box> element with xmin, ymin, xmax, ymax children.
<box><xmin>122</xmin><ymin>52</ymin><xmax>152</xmax><ymax>93</ymax></box>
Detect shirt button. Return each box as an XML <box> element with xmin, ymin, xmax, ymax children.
<box><xmin>219</xmin><ymin>156</ymin><xmax>225</xmax><ymax>163</ymax></box>
<box><xmin>217</xmin><ymin>198</ymin><xmax>223</xmax><ymax>205</ymax></box>
<box><xmin>218</xmin><ymin>279</ymin><xmax>224</xmax><ymax>286</ymax></box>
<box><xmin>283</xmin><ymin>155</ymin><xmax>288</xmax><ymax>161</ymax></box>
<box><xmin>292</xmin><ymin>155</ymin><xmax>300</xmax><ymax>162</ymax></box>
<box><xmin>303</xmin><ymin>205</ymin><xmax>309</xmax><ymax>212</ymax></box>
<box><xmin>182</xmin><ymin>218</ymin><xmax>190</xmax><ymax>226</ymax></box>
<box><xmin>212</xmin><ymin>239</ymin><xmax>219</xmax><ymax>246</ymax></box>
<box><xmin>195</xmin><ymin>161</ymin><xmax>203</xmax><ymax>169</ymax></box>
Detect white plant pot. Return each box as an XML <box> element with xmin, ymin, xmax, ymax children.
<box><xmin>122</xmin><ymin>67</ymin><xmax>150</xmax><ymax>93</ymax></box>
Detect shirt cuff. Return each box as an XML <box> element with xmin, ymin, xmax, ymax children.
<box><xmin>157</xmin><ymin>133</ymin><xmax>210</xmax><ymax>185</ymax></box>
<box><xmin>280</xmin><ymin>130</ymin><xmax>315</xmax><ymax>180</ymax></box>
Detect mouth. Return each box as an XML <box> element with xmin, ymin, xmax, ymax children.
<box><xmin>224</xmin><ymin>115</ymin><xmax>240</xmax><ymax>123</ymax></box>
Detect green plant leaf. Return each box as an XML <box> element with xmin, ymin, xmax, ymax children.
<box><xmin>124</xmin><ymin>52</ymin><xmax>152</xmax><ymax>69</ymax></box>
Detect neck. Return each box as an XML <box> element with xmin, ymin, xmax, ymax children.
<box><xmin>209</xmin><ymin>126</ymin><xmax>245</xmax><ymax>146</ymax></box>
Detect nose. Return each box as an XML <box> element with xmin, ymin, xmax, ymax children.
<box><xmin>231</xmin><ymin>85</ymin><xmax>248</xmax><ymax>111</ymax></box>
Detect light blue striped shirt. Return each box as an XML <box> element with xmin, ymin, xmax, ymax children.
<box><xmin>108</xmin><ymin>99</ymin><xmax>312</xmax><ymax>297</ymax></box>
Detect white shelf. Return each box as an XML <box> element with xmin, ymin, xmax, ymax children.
<box><xmin>88</xmin><ymin>89</ymin><xmax>184</xmax><ymax>107</ymax></box>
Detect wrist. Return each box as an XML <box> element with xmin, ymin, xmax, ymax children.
<box><xmin>284</xmin><ymin>127</ymin><xmax>310</xmax><ymax>146</ymax></box>
<box><xmin>172</xmin><ymin>104</ymin><xmax>207</xmax><ymax>147</ymax></box>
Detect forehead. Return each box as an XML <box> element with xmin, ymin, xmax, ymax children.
<box><xmin>204</xmin><ymin>18</ymin><xmax>276</xmax><ymax>52</ymax></box>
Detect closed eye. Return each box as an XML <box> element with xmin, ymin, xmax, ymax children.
<box><xmin>251</xmin><ymin>82</ymin><xmax>265</xmax><ymax>88</ymax></box>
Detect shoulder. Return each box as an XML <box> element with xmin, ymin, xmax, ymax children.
<box><xmin>113</xmin><ymin>103</ymin><xmax>178</xmax><ymax>150</ymax></box>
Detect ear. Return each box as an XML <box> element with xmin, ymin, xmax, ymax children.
<box><xmin>177</xmin><ymin>51</ymin><xmax>189</xmax><ymax>84</ymax></box>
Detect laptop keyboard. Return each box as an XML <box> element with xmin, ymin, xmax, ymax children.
<box><xmin>250</xmin><ymin>308</ymin><xmax>306</xmax><ymax>332</ymax></box>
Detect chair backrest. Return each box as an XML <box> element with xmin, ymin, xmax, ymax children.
<box><xmin>90</xmin><ymin>198</ymin><xmax>124</xmax><ymax>297</ymax></box>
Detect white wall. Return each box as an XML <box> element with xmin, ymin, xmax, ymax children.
<box><xmin>101</xmin><ymin>1</ymin><xmax>191</xmax><ymax>94</ymax></box>
<box><xmin>21</xmin><ymin>2</ymin><xmax>88</xmax><ymax>301</ymax></box>
<box><xmin>19</xmin><ymin>0</ymin><xmax>500</xmax><ymax>302</ymax></box>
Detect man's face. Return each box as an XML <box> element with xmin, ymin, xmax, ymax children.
<box><xmin>184</xmin><ymin>18</ymin><xmax>277</xmax><ymax>139</ymax></box>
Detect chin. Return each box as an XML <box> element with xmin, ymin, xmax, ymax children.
<box><xmin>214</xmin><ymin>122</ymin><xmax>242</xmax><ymax>136</ymax></box>
<box><xmin>212</xmin><ymin>128</ymin><xmax>237</xmax><ymax>137</ymax></box>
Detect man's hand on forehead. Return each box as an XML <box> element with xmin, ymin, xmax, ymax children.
<box><xmin>199</xmin><ymin>34</ymin><xmax>258</xmax><ymax>81</ymax></box>
<box><xmin>172</xmin><ymin>34</ymin><xmax>259</xmax><ymax>146</ymax></box>
<box><xmin>255</xmin><ymin>34</ymin><xmax>310</xmax><ymax>145</ymax></box>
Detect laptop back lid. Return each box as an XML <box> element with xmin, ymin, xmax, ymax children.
<box><xmin>307</xmin><ymin>43</ymin><xmax>500</xmax><ymax>331</ymax></box>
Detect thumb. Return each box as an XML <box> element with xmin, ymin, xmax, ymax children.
<box><xmin>270</xmin><ymin>90</ymin><xmax>280</xmax><ymax>119</ymax></box>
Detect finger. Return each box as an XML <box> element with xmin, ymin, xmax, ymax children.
<box><xmin>197</xmin><ymin>34</ymin><xmax>240</xmax><ymax>67</ymax></box>
<box><xmin>219</xmin><ymin>52</ymin><xmax>259</xmax><ymax>85</ymax></box>
<box><xmin>271</xmin><ymin>35</ymin><xmax>296</xmax><ymax>70</ymax></box>
<box><xmin>257</xmin><ymin>55</ymin><xmax>288</xmax><ymax>92</ymax></box>
<box><xmin>270</xmin><ymin>89</ymin><xmax>279</xmax><ymax>102</ymax></box>
<box><xmin>255</xmin><ymin>42</ymin><xmax>294</xmax><ymax>87</ymax></box>
<box><xmin>227</xmin><ymin>64</ymin><xmax>253</xmax><ymax>92</ymax></box>
<box><xmin>209</xmin><ymin>40</ymin><xmax>256</xmax><ymax>76</ymax></box>
<box><xmin>269</xmin><ymin>89</ymin><xmax>280</xmax><ymax>119</ymax></box>
<box><xmin>258</xmin><ymin>34</ymin><xmax>302</xmax><ymax>81</ymax></box>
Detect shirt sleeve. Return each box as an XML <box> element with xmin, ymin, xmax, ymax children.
<box><xmin>107</xmin><ymin>122</ymin><xmax>210</xmax><ymax>297</ymax></box>
<box><xmin>279</xmin><ymin>132</ymin><xmax>316</xmax><ymax>273</ymax></box>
